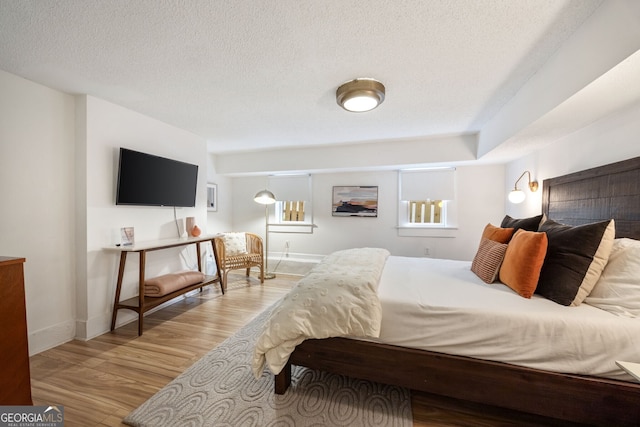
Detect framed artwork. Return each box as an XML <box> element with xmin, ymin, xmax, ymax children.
<box><xmin>207</xmin><ymin>183</ymin><xmax>217</xmax><ymax>211</ymax></box>
<box><xmin>332</xmin><ymin>186</ymin><xmax>378</xmax><ymax>217</ymax></box>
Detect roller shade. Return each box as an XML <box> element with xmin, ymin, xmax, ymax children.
<box><xmin>400</xmin><ymin>169</ymin><xmax>455</xmax><ymax>201</ymax></box>
<box><xmin>267</xmin><ymin>175</ymin><xmax>311</xmax><ymax>201</ymax></box>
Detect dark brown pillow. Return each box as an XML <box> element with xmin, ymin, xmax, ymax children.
<box><xmin>471</xmin><ymin>238</ymin><xmax>508</xmax><ymax>283</ymax></box>
<box><xmin>499</xmin><ymin>229</ymin><xmax>548</xmax><ymax>298</ymax></box>
<box><xmin>501</xmin><ymin>214</ymin><xmax>544</xmax><ymax>233</ymax></box>
<box><xmin>536</xmin><ymin>219</ymin><xmax>615</xmax><ymax>306</ymax></box>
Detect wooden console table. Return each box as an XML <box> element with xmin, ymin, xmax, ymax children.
<box><xmin>107</xmin><ymin>236</ymin><xmax>223</xmax><ymax>335</ymax></box>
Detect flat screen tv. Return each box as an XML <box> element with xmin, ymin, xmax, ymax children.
<box><xmin>116</xmin><ymin>148</ymin><xmax>198</xmax><ymax>207</ymax></box>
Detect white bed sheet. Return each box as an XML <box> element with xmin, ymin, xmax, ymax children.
<box><xmin>375</xmin><ymin>256</ymin><xmax>640</xmax><ymax>382</ymax></box>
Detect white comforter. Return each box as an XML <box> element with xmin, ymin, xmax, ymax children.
<box><xmin>377</xmin><ymin>256</ymin><xmax>640</xmax><ymax>382</ymax></box>
<box><xmin>252</xmin><ymin>248</ymin><xmax>389</xmax><ymax>377</ymax></box>
<box><xmin>254</xmin><ymin>252</ymin><xmax>640</xmax><ymax>382</ymax></box>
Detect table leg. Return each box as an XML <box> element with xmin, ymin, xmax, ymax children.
<box><xmin>110</xmin><ymin>252</ymin><xmax>128</xmax><ymax>331</ymax></box>
<box><xmin>138</xmin><ymin>250</ymin><xmax>146</xmax><ymax>336</ymax></box>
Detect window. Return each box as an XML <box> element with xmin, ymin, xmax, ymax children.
<box><xmin>398</xmin><ymin>168</ymin><xmax>455</xmax><ymax>228</ymax></box>
<box><xmin>408</xmin><ymin>200</ymin><xmax>445</xmax><ymax>224</ymax></box>
<box><xmin>280</xmin><ymin>200</ymin><xmax>305</xmax><ymax>222</ymax></box>
<box><xmin>267</xmin><ymin>175</ymin><xmax>312</xmax><ymax>227</ymax></box>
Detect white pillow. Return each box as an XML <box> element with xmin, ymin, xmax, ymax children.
<box><xmin>585</xmin><ymin>238</ymin><xmax>640</xmax><ymax>317</ymax></box>
<box><xmin>223</xmin><ymin>232</ymin><xmax>247</xmax><ymax>256</ymax></box>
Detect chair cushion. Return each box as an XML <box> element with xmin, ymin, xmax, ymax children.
<box><xmin>223</xmin><ymin>232</ymin><xmax>247</xmax><ymax>256</ymax></box>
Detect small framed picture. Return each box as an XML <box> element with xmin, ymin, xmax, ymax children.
<box><xmin>120</xmin><ymin>227</ymin><xmax>135</xmax><ymax>246</ymax></box>
<box><xmin>207</xmin><ymin>183</ymin><xmax>218</xmax><ymax>212</ymax></box>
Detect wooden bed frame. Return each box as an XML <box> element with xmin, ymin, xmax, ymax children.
<box><xmin>274</xmin><ymin>156</ymin><xmax>640</xmax><ymax>426</ymax></box>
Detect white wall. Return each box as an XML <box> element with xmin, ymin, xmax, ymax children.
<box><xmin>230</xmin><ymin>164</ymin><xmax>506</xmax><ymax>262</ymax></box>
<box><xmin>0</xmin><ymin>70</ymin><xmax>239</xmax><ymax>353</ymax></box>
<box><xmin>0</xmin><ymin>70</ymin><xmax>77</xmax><ymax>354</ymax></box>
<box><xmin>229</xmin><ymin>102</ymin><xmax>640</xmax><ymax>265</ymax></box>
<box><xmin>506</xmin><ymin>100</ymin><xmax>640</xmax><ymax>219</ymax></box>
<box><xmin>206</xmin><ymin>153</ymin><xmax>233</xmax><ymax>234</ymax></box>
<box><xmin>81</xmin><ymin>96</ymin><xmax>218</xmax><ymax>339</ymax></box>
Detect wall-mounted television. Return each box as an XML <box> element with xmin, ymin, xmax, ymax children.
<box><xmin>116</xmin><ymin>148</ymin><xmax>198</xmax><ymax>207</ymax></box>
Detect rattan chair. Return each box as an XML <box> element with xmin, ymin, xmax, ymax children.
<box><xmin>212</xmin><ymin>232</ymin><xmax>264</xmax><ymax>291</ymax></box>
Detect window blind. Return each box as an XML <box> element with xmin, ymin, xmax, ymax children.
<box><xmin>267</xmin><ymin>175</ymin><xmax>311</xmax><ymax>201</ymax></box>
<box><xmin>400</xmin><ymin>168</ymin><xmax>455</xmax><ymax>201</ymax></box>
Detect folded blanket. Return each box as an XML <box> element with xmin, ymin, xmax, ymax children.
<box><xmin>144</xmin><ymin>270</ymin><xmax>205</xmax><ymax>297</ymax></box>
<box><xmin>252</xmin><ymin>247</ymin><xmax>390</xmax><ymax>377</ymax></box>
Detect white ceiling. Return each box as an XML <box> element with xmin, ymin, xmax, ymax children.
<box><xmin>2</xmin><ymin>0</ymin><xmax>637</xmax><ymax>171</ymax></box>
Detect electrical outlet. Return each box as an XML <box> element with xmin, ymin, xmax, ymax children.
<box><xmin>424</xmin><ymin>247</ymin><xmax>430</xmax><ymax>256</ymax></box>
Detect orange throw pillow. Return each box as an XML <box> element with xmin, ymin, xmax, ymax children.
<box><xmin>481</xmin><ymin>223</ymin><xmax>514</xmax><ymax>244</ymax></box>
<box><xmin>499</xmin><ymin>229</ymin><xmax>548</xmax><ymax>298</ymax></box>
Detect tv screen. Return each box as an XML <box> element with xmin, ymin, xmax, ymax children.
<box><xmin>116</xmin><ymin>148</ymin><xmax>198</xmax><ymax>207</ymax></box>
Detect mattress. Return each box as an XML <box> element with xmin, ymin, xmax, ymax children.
<box><xmin>375</xmin><ymin>256</ymin><xmax>640</xmax><ymax>382</ymax></box>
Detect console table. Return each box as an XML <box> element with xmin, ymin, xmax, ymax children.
<box><xmin>107</xmin><ymin>236</ymin><xmax>223</xmax><ymax>335</ymax></box>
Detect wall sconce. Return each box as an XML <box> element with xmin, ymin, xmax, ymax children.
<box><xmin>336</xmin><ymin>78</ymin><xmax>385</xmax><ymax>112</ymax></box>
<box><xmin>508</xmin><ymin>171</ymin><xmax>539</xmax><ymax>204</ymax></box>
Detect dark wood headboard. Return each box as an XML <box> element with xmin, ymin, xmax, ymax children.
<box><xmin>542</xmin><ymin>156</ymin><xmax>640</xmax><ymax>240</ymax></box>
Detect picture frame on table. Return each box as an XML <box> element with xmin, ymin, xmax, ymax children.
<box><xmin>120</xmin><ymin>227</ymin><xmax>135</xmax><ymax>246</ymax></box>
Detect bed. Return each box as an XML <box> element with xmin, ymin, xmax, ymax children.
<box><xmin>255</xmin><ymin>156</ymin><xmax>640</xmax><ymax>426</ymax></box>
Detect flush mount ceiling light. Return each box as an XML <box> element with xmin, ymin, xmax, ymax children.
<box><xmin>336</xmin><ymin>78</ymin><xmax>385</xmax><ymax>112</ymax></box>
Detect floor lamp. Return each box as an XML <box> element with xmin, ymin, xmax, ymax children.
<box><xmin>254</xmin><ymin>189</ymin><xmax>276</xmax><ymax>279</ymax></box>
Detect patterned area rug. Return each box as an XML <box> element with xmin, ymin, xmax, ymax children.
<box><xmin>124</xmin><ymin>306</ymin><xmax>412</xmax><ymax>427</ymax></box>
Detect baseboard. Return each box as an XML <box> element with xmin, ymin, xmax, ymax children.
<box><xmin>270</xmin><ymin>252</ymin><xmax>324</xmax><ymax>263</ymax></box>
<box><xmin>28</xmin><ymin>319</ymin><xmax>75</xmax><ymax>356</ymax></box>
<box><xmin>269</xmin><ymin>252</ymin><xmax>321</xmax><ymax>276</ymax></box>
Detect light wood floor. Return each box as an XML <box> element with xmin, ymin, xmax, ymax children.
<box><xmin>29</xmin><ymin>273</ymin><xmax>568</xmax><ymax>426</ymax></box>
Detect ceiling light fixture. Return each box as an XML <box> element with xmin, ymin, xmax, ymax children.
<box><xmin>336</xmin><ymin>78</ymin><xmax>385</xmax><ymax>112</ymax></box>
<box><xmin>508</xmin><ymin>171</ymin><xmax>539</xmax><ymax>204</ymax></box>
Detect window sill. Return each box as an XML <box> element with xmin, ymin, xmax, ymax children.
<box><xmin>268</xmin><ymin>223</ymin><xmax>317</xmax><ymax>234</ymax></box>
<box><xmin>396</xmin><ymin>226</ymin><xmax>458</xmax><ymax>238</ymax></box>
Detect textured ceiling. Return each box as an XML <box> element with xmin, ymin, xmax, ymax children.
<box><xmin>0</xmin><ymin>0</ymin><xmax>606</xmax><ymax>156</ymax></box>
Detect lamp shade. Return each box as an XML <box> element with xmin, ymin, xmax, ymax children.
<box><xmin>508</xmin><ymin>189</ymin><xmax>526</xmax><ymax>204</ymax></box>
<box><xmin>254</xmin><ymin>189</ymin><xmax>276</xmax><ymax>205</ymax></box>
<box><xmin>508</xmin><ymin>171</ymin><xmax>538</xmax><ymax>204</ymax></box>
